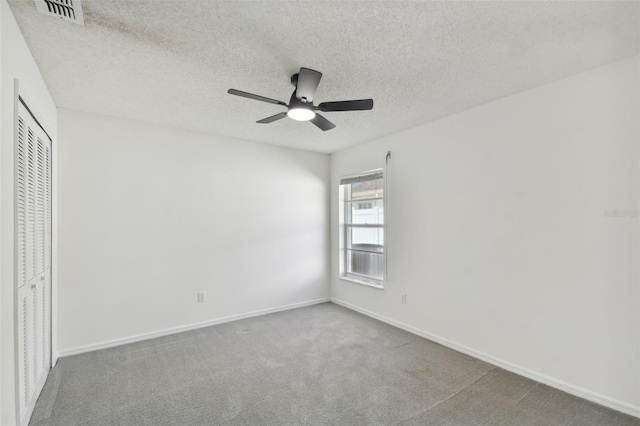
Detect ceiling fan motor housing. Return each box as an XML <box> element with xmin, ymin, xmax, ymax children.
<box><xmin>288</xmin><ymin>91</ymin><xmax>313</xmax><ymax>109</ymax></box>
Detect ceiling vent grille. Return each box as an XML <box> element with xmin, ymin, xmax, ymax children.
<box><xmin>34</xmin><ymin>0</ymin><xmax>84</xmax><ymax>25</ymax></box>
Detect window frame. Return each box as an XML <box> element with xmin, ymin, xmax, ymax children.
<box><xmin>339</xmin><ymin>169</ymin><xmax>385</xmax><ymax>289</ymax></box>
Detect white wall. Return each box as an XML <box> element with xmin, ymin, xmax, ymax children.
<box><xmin>0</xmin><ymin>1</ymin><xmax>58</xmax><ymax>424</ymax></box>
<box><xmin>57</xmin><ymin>109</ymin><xmax>329</xmax><ymax>352</ymax></box>
<box><xmin>331</xmin><ymin>56</ymin><xmax>639</xmax><ymax>414</ymax></box>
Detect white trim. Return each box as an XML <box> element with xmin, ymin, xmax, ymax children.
<box><xmin>50</xmin><ymin>118</ymin><xmax>58</xmax><ymax>368</ymax></box>
<box><xmin>340</xmin><ymin>276</ymin><xmax>384</xmax><ymax>289</ymax></box>
<box><xmin>14</xmin><ymin>84</ymin><xmax>55</xmax><ymax>141</ymax></box>
<box><xmin>57</xmin><ymin>298</ymin><xmax>330</xmax><ymax>357</ymax></box>
<box><xmin>13</xmin><ymin>79</ymin><xmax>22</xmax><ymax>426</ymax></box>
<box><xmin>330</xmin><ymin>298</ymin><xmax>640</xmax><ymax>419</ymax></box>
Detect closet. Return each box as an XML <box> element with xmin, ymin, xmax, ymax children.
<box><xmin>16</xmin><ymin>99</ymin><xmax>52</xmax><ymax>424</ymax></box>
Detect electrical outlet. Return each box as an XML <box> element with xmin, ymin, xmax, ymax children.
<box><xmin>197</xmin><ymin>292</ymin><xmax>206</xmax><ymax>302</ymax></box>
<box><xmin>401</xmin><ymin>293</ymin><xmax>407</xmax><ymax>304</ymax></box>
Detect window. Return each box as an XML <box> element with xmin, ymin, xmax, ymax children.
<box><xmin>339</xmin><ymin>169</ymin><xmax>385</xmax><ymax>287</ymax></box>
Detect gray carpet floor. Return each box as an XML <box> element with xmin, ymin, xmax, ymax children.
<box><xmin>31</xmin><ymin>302</ymin><xmax>639</xmax><ymax>425</ymax></box>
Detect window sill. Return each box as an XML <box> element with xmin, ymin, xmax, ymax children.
<box><xmin>340</xmin><ymin>275</ymin><xmax>384</xmax><ymax>290</ymax></box>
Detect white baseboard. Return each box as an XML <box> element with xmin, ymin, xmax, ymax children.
<box><xmin>330</xmin><ymin>297</ymin><xmax>640</xmax><ymax>419</ymax></box>
<box><xmin>58</xmin><ymin>297</ymin><xmax>330</xmax><ymax>357</ymax></box>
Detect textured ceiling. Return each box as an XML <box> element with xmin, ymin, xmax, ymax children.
<box><xmin>8</xmin><ymin>1</ymin><xmax>640</xmax><ymax>153</ymax></box>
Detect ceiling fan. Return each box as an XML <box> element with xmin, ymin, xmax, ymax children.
<box><xmin>227</xmin><ymin>67</ymin><xmax>373</xmax><ymax>131</ymax></box>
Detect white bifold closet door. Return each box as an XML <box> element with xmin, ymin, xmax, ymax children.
<box><xmin>16</xmin><ymin>100</ymin><xmax>52</xmax><ymax>425</ymax></box>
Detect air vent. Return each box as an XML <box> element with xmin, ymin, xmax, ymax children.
<box><xmin>34</xmin><ymin>0</ymin><xmax>84</xmax><ymax>25</ymax></box>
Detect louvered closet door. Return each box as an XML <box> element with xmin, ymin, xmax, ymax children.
<box><xmin>16</xmin><ymin>101</ymin><xmax>52</xmax><ymax>425</ymax></box>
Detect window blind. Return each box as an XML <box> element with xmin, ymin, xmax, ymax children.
<box><xmin>339</xmin><ymin>170</ymin><xmax>383</xmax><ymax>185</ymax></box>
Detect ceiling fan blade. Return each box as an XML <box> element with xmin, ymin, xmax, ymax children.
<box><xmin>296</xmin><ymin>68</ymin><xmax>322</xmax><ymax>102</ymax></box>
<box><xmin>317</xmin><ymin>99</ymin><xmax>374</xmax><ymax>112</ymax></box>
<box><xmin>228</xmin><ymin>89</ymin><xmax>286</xmax><ymax>106</ymax></box>
<box><xmin>310</xmin><ymin>113</ymin><xmax>336</xmax><ymax>131</ymax></box>
<box><xmin>257</xmin><ymin>112</ymin><xmax>288</xmax><ymax>124</ymax></box>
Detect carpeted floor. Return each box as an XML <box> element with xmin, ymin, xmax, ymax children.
<box><xmin>31</xmin><ymin>302</ymin><xmax>639</xmax><ymax>425</ymax></box>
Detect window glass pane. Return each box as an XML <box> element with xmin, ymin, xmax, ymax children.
<box><xmin>340</xmin><ymin>170</ymin><xmax>385</xmax><ymax>284</ymax></box>
<box><xmin>348</xmin><ymin>227</ymin><xmax>384</xmax><ymax>251</ymax></box>
<box><xmin>347</xmin><ymin>251</ymin><xmax>384</xmax><ymax>280</ymax></box>
<box><xmin>351</xmin><ymin>199</ymin><xmax>383</xmax><ymax>225</ymax></box>
<box><xmin>350</xmin><ymin>179</ymin><xmax>383</xmax><ymax>201</ymax></box>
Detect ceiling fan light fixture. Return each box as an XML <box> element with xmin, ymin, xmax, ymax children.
<box><xmin>287</xmin><ymin>107</ymin><xmax>316</xmax><ymax>121</ymax></box>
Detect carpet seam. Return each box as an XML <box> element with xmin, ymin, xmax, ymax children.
<box><xmin>514</xmin><ymin>382</ymin><xmax>538</xmax><ymax>406</ymax></box>
<box><xmin>477</xmin><ymin>381</ymin><xmax>540</xmax><ymax>426</ymax></box>
<box><xmin>395</xmin><ymin>366</ymin><xmax>497</xmax><ymax>425</ymax></box>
